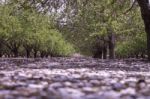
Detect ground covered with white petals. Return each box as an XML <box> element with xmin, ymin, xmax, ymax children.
<box><xmin>0</xmin><ymin>58</ymin><xmax>150</xmax><ymax>99</ymax></box>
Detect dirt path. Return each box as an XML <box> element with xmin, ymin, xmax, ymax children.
<box><xmin>0</xmin><ymin>58</ymin><xmax>150</xmax><ymax>99</ymax></box>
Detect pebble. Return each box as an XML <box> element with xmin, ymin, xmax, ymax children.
<box><xmin>49</xmin><ymin>82</ymin><xmax>63</xmax><ymax>89</ymax></box>
<box><xmin>99</xmin><ymin>91</ymin><xmax>120</xmax><ymax>99</ymax></box>
<box><xmin>112</xmin><ymin>83</ymin><xmax>125</xmax><ymax>91</ymax></box>
<box><xmin>120</xmin><ymin>88</ymin><xmax>136</xmax><ymax>95</ymax></box>
<box><xmin>82</xmin><ymin>87</ymin><xmax>98</xmax><ymax>94</ymax></box>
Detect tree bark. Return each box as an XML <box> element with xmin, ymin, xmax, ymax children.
<box><xmin>41</xmin><ymin>51</ymin><xmax>46</xmax><ymax>58</ymax></box>
<box><xmin>0</xmin><ymin>53</ymin><xmax>2</xmax><ymax>57</ymax></box>
<box><xmin>12</xmin><ymin>48</ymin><xmax>18</xmax><ymax>57</ymax></box>
<box><xmin>102</xmin><ymin>46</ymin><xmax>107</xmax><ymax>59</ymax></box>
<box><xmin>108</xmin><ymin>32</ymin><xmax>115</xmax><ymax>59</ymax></box>
<box><xmin>34</xmin><ymin>50</ymin><xmax>37</xmax><ymax>58</ymax></box>
<box><xmin>23</xmin><ymin>45</ymin><xmax>32</xmax><ymax>58</ymax></box>
<box><xmin>26</xmin><ymin>49</ymin><xmax>30</xmax><ymax>58</ymax></box>
<box><xmin>137</xmin><ymin>0</ymin><xmax>150</xmax><ymax>60</ymax></box>
<box><xmin>93</xmin><ymin>48</ymin><xmax>103</xmax><ymax>59</ymax></box>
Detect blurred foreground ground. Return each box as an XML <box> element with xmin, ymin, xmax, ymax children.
<box><xmin>0</xmin><ymin>58</ymin><xmax>150</xmax><ymax>99</ymax></box>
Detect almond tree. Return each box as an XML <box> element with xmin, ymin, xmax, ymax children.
<box><xmin>137</xmin><ymin>0</ymin><xmax>150</xmax><ymax>60</ymax></box>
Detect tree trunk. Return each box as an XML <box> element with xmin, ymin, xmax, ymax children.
<box><xmin>23</xmin><ymin>45</ymin><xmax>32</xmax><ymax>58</ymax></box>
<box><xmin>92</xmin><ymin>38</ymin><xmax>103</xmax><ymax>59</ymax></box>
<box><xmin>108</xmin><ymin>32</ymin><xmax>115</xmax><ymax>59</ymax></box>
<box><xmin>93</xmin><ymin>49</ymin><xmax>102</xmax><ymax>59</ymax></box>
<box><xmin>102</xmin><ymin>46</ymin><xmax>107</xmax><ymax>59</ymax></box>
<box><xmin>41</xmin><ymin>51</ymin><xmax>45</xmax><ymax>58</ymax></box>
<box><xmin>26</xmin><ymin>49</ymin><xmax>30</xmax><ymax>58</ymax></box>
<box><xmin>137</xmin><ymin>0</ymin><xmax>150</xmax><ymax>60</ymax></box>
<box><xmin>45</xmin><ymin>54</ymin><xmax>49</xmax><ymax>58</ymax></box>
<box><xmin>141</xmin><ymin>53</ymin><xmax>145</xmax><ymax>58</ymax></box>
<box><xmin>0</xmin><ymin>53</ymin><xmax>2</xmax><ymax>57</ymax></box>
<box><xmin>34</xmin><ymin>50</ymin><xmax>37</xmax><ymax>58</ymax></box>
<box><xmin>12</xmin><ymin>48</ymin><xmax>18</xmax><ymax>57</ymax></box>
<box><xmin>0</xmin><ymin>44</ymin><xmax>2</xmax><ymax>57</ymax></box>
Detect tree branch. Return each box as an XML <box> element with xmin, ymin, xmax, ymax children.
<box><xmin>124</xmin><ymin>0</ymin><xmax>137</xmax><ymax>14</ymax></box>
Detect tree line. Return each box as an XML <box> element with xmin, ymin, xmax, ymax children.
<box><xmin>0</xmin><ymin>0</ymin><xmax>150</xmax><ymax>60</ymax></box>
<box><xmin>0</xmin><ymin>1</ymin><xmax>74</xmax><ymax>58</ymax></box>
<box><xmin>57</xmin><ymin>0</ymin><xmax>147</xmax><ymax>59</ymax></box>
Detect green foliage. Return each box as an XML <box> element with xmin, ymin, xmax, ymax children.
<box><xmin>0</xmin><ymin>2</ymin><xmax>75</xmax><ymax>57</ymax></box>
<box><xmin>114</xmin><ymin>6</ymin><xmax>146</xmax><ymax>58</ymax></box>
<box><xmin>0</xmin><ymin>0</ymin><xmax>147</xmax><ymax>58</ymax></box>
<box><xmin>61</xmin><ymin>0</ymin><xmax>146</xmax><ymax>58</ymax></box>
<box><xmin>115</xmin><ymin>33</ymin><xmax>147</xmax><ymax>58</ymax></box>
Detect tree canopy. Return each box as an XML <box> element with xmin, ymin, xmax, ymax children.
<box><xmin>0</xmin><ymin>0</ymin><xmax>149</xmax><ymax>60</ymax></box>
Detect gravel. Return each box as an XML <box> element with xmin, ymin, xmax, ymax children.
<box><xmin>0</xmin><ymin>57</ymin><xmax>150</xmax><ymax>99</ymax></box>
